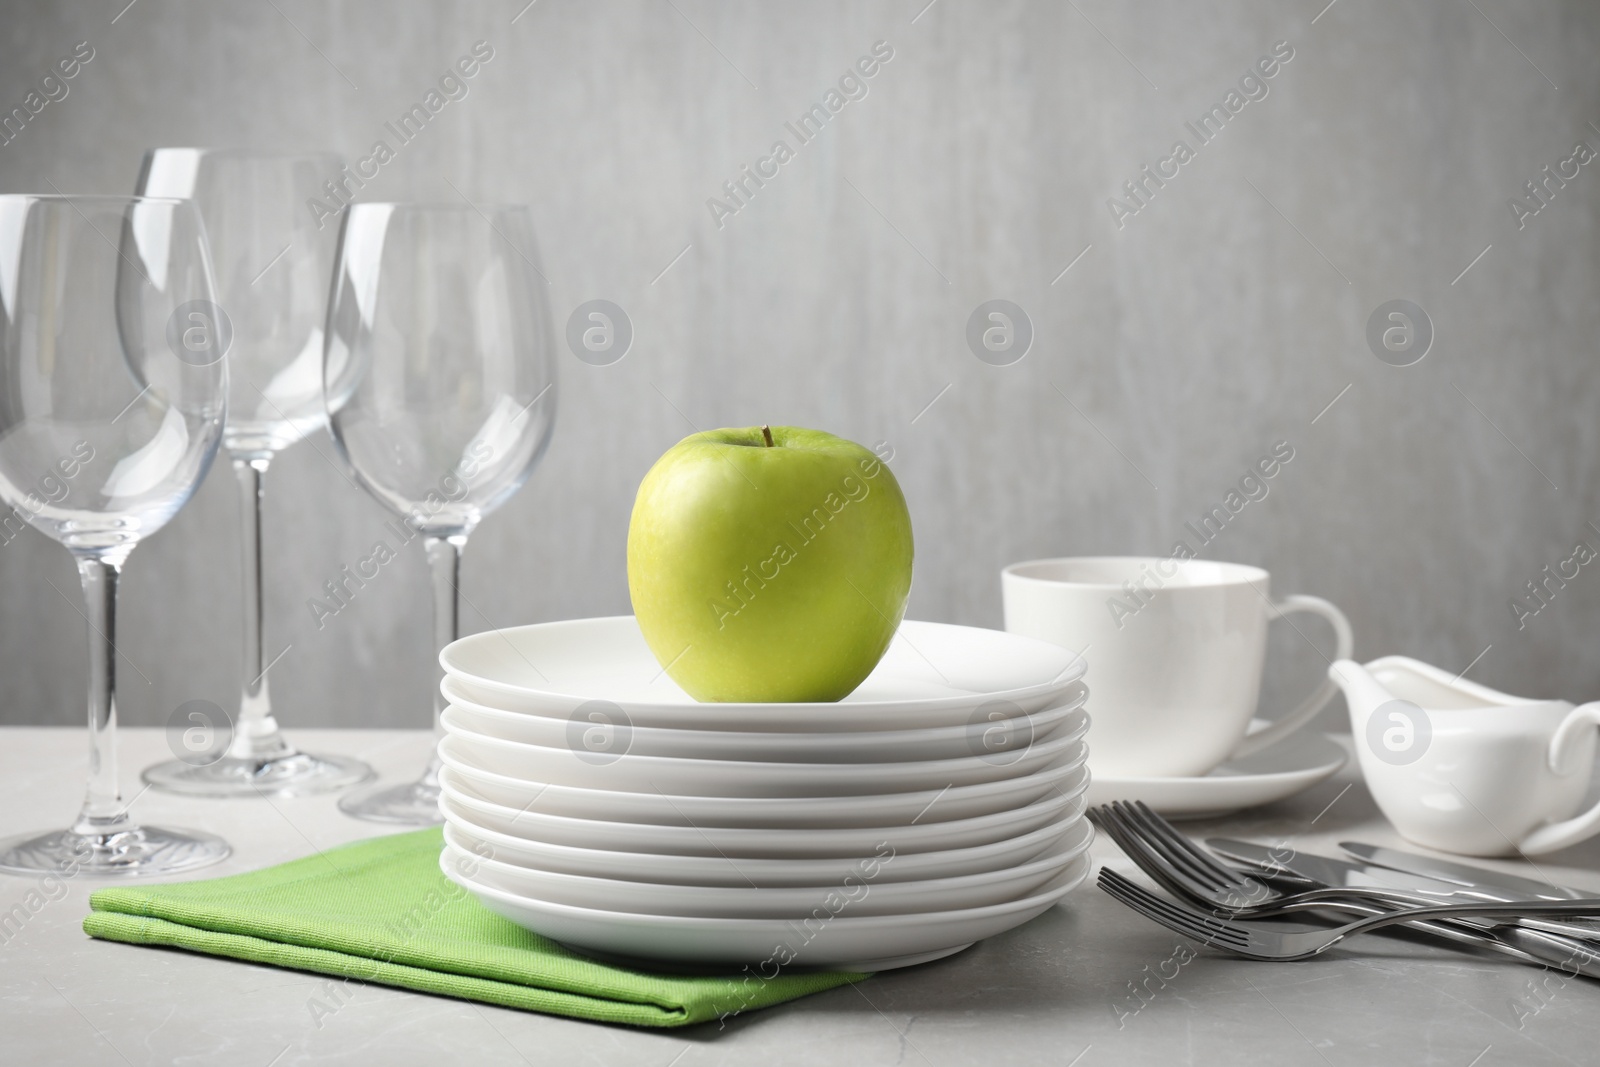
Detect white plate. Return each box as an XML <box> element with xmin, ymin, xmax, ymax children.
<box><xmin>440</xmin><ymin>616</ymin><xmax>1086</xmax><ymax>730</ymax></box>
<box><xmin>441</xmin><ymin>792</ymin><xmax>1091</xmax><ymax>887</ymax></box>
<box><xmin>442</xmin><ymin>675</ymin><xmax>1087</xmax><ymax>763</ymax></box>
<box><xmin>439</xmin><ymin>717</ymin><xmax>1089</xmax><ymax>798</ymax></box>
<box><xmin>1085</xmin><ymin>726</ymin><xmax>1347</xmax><ymax>818</ymax></box>
<box><xmin>444</xmin><ymin>824</ymin><xmax>1093</xmax><ymax>919</ymax></box>
<box><xmin>440</xmin><ymin>780</ymin><xmax>1085</xmax><ymax>858</ymax></box>
<box><xmin>444</xmin><ymin>850</ymin><xmax>1093</xmax><ymax>970</ymax></box>
<box><xmin>438</xmin><ymin>748</ymin><xmax>1090</xmax><ymax>829</ymax></box>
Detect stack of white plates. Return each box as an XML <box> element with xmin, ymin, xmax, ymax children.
<box><xmin>436</xmin><ymin>616</ymin><xmax>1091</xmax><ymax>971</ymax></box>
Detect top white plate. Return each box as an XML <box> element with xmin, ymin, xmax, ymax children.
<box><xmin>443</xmin><ymin>678</ymin><xmax>1087</xmax><ymax>763</ymax></box>
<box><xmin>440</xmin><ymin>616</ymin><xmax>1086</xmax><ymax>730</ymax></box>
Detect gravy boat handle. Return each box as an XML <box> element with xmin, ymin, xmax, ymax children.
<box><xmin>1520</xmin><ymin>701</ymin><xmax>1600</xmax><ymax>855</ymax></box>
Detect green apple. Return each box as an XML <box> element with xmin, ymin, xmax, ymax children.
<box><xmin>627</xmin><ymin>426</ymin><xmax>914</xmax><ymax>703</ymax></box>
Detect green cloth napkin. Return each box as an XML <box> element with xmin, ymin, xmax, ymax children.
<box><xmin>84</xmin><ymin>828</ymin><xmax>866</xmax><ymax>1028</ymax></box>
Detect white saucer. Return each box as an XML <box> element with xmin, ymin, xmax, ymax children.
<box><xmin>1084</xmin><ymin>724</ymin><xmax>1347</xmax><ymax>819</ymax></box>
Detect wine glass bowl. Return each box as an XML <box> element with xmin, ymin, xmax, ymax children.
<box><xmin>0</xmin><ymin>194</ymin><xmax>230</xmax><ymax>876</ymax></box>
<box><xmin>325</xmin><ymin>203</ymin><xmax>556</xmax><ymax>823</ymax></box>
<box><xmin>139</xmin><ymin>148</ymin><xmax>334</xmax><ymax>454</ymax></box>
<box><xmin>136</xmin><ymin>149</ymin><xmax>374</xmax><ymax>797</ymax></box>
<box><xmin>0</xmin><ymin>199</ymin><xmax>224</xmax><ymax>552</ymax></box>
<box><xmin>325</xmin><ymin>204</ymin><xmax>556</xmax><ymax>536</ymax></box>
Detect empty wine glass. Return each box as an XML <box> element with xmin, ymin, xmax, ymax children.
<box><xmin>325</xmin><ymin>203</ymin><xmax>556</xmax><ymax>823</ymax></box>
<box><xmin>137</xmin><ymin>149</ymin><xmax>373</xmax><ymax>797</ymax></box>
<box><xmin>0</xmin><ymin>194</ymin><xmax>230</xmax><ymax>875</ymax></box>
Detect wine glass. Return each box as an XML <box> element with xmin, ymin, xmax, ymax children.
<box><xmin>137</xmin><ymin>149</ymin><xmax>373</xmax><ymax>797</ymax></box>
<box><xmin>0</xmin><ymin>194</ymin><xmax>230</xmax><ymax>875</ymax></box>
<box><xmin>325</xmin><ymin>203</ymin><xmax>556</xmax><ymax>823</ymax></box>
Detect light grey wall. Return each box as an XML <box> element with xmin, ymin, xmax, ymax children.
<box><xmin>1</xmin><ymin>0</ymin><xmax>1598</xmax><ymax>731</ymax></box>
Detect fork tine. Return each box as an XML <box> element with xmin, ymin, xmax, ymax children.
<box><xmin>1124</xmin><ymin>801</ymin><xmax>1210</xmax><ymax>862</ymax></box>
<box><xmin>1098</xmin><ymin>869</ymin><xmax>1249</xmax><ymax>949</ymax></box>
<box><xmin>1098</xmin><ymin>873</ymin><xmax>1247</xmax><ymax>952</ymax></box>
<box><xmin>1096</xmin><ymin>868</ymin><xmax>1215</xmax><ymax>942</ymax></box>
<box><xmin>1111</xmin><ymin>801</ymin><xmax>1237</xmax><ymax>894</ymax></box>
<box><xmin>1118</xmin><ymin>801</ymin><xmax>1232</xmax><ymax>887</ymax></box>
<box><xmin>1128</xmin><ymin>800</ymin><xmax>1264</xmax><ymax>896</ymax></box>
<box><xmin>1092</xmin><ymin>808</ymin><xmax>1219</xmax><ymax>902</ymax></box>
<box><xmin>1101</xmin><ymin>872</ymin><xmax>1241</xmax><ymax>942</ymax></box>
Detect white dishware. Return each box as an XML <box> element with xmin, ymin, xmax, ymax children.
<box><xmin>440</xmin><ymin>778</ymin><xmax>1084</xmax><ymax>857</ymax></box>
<box><xmin>1002</xmin><ymin>557</ymin><xmax>1352</xmax><ymax>777</ymax></box>
<box><xmin>437</xmin><ymin>749</ymin><xmax>1090</xmax><ymax>829</ymax></box>
<box><xmin>442</xmin><ymin>675</ymin><xmax>1087</xmax><ymax>763</ymax></box>
<box><xmin>440</xmin><ymin>712</ymin><xmax>1088</xmax><ymax>798</ymax></box>
<box><xmin>442</xmin><ymin>850</ymin><xmax>1092</xmax><ymax>970</ymax></box>
<box><xmin>1333</xmin><ymin>656</ymin><xmax>1600</xmax><ymax>856</ymax></box>
<box><xmin>440</xmin><ymin>616</ymin><xmax>1085</xmax><ymax>730</ymax></box>
<box><xmin>1083</xmin><ymin>724</ymin><xmax>1346</xmax><ymax>818</ymax></box>
<box><xmin>441</xmin><ymin>812</ymin><xmax>1090</xmax><ymax>887</ymax></box>
<box><xmin>445</xmin><ymin>826</ymin><xmax>1092</xmax><ymax>918</ymax></box>
<box><xmin>431</xmin><ymin>614</ymin><xmax>1099</xmax><ymax>965</ymax></box>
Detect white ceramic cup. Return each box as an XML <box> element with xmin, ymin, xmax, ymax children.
<box><xmin>1337</xmin><ymin>656</ymin><xmax>1600</xmax><ymax>857</ymax></box>
<box><xmin>1001</xmin><ymin>557</ymin><xmax>1353</xmax><ymax>778</ymax></box>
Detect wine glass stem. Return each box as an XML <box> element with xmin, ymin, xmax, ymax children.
<box><xmin>74</xmin><ymin>554</ymin><xmax>129</xmax><ymax>834</ymax></box>
<box><xmin>232</xmin><ymin>454</ymin><xmax>289</xmax><ymax>760</ymax></box>
<box><xmin>423</xmin><ymin>533</ymin><xmax>466</xmax><ymax>789</ymax></box>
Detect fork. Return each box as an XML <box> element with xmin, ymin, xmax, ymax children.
<box><xmin>1092</xmin><ymin>802</ymin><xmax>1309</xmax><ymax>910</ymax></box>
<box><xmin>1098</xmin><ymin>868</ymin><xmax>1600</xmax><ymax>961</ymax></box>
<box><xmin>1094</xmin><ymin>801</ymin><xmax>1475</xmax><ymax>915</ymax></box>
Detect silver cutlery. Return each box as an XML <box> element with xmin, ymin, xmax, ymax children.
<box><xmin>1341</xmin><ymin>841</ymin><xmax>1589</xmax><ymax>901</ymax></box>
<box><xmin>1089</xmin><ymin>804</ymin><xmax>1554</xmax><ymax>964</ymax></box>
<box><xmin>1092</xmin><ymin>802</ymin><xmax>1600</xmax><ymax>971</ymax></box>
<box><xmin>1208</xmin><ymin>838</ymin><xmax>1453</xmax><ymax>895</ymax></box>
<box><xmin>1098</xmin><ymin>867</ymin><xmax>1600</xmax><ymax>962</ymax></box>
<box><xmin>1101</xmin><ymin>804</ymin><xmax>1440</xmax><ymax>911</ymax></box>
<box><xmin>1210</xmin><ymin>835</ymin><xmax>1600</xmax><ymax>966</ymax></box>
<box><xmin>1213</xmin><ymin>837</ymin><xmax>1600</xmax><ymax>931</ymax></box>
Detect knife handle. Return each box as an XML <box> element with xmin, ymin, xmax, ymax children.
<box><xmin>1248</xmin><ymin>875</ymin><xmax>1600</xmax><ymax>969</ymax></box>
<box><xmin>1289</xmin><ymin>897</ymin><xmax>1553</xmax><ymax>965</ymax></box>
<box><xmin>1494</xmin><ymin>925</ymin><xmax>1600</xmax><ymax>979</ymax></box>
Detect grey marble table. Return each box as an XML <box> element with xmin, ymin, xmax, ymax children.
<box><xmin>3</xmin><ymin>726</ymin><xmax>1599</xmax><ymax>1066</ymax></box>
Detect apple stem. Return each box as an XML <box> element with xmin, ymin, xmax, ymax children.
<box><xmin>760</xmin><ymin>425</ymin><xmax>774</xmax><ymax>447</ymax></box>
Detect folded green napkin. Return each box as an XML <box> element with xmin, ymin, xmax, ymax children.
<box><xmin>84</xmin><ymin>828</ymin><xmax>865</xmax><ymax>1028</ymax></box>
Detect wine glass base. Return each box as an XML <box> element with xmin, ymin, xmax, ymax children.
<box><xmin>338</xmin><ymin>779</ymin><xmax>442</xmax><ymax>825</ymax></box>
<box><xmin>143</xmin><ymin>752</ymin><xmax>374</xmax><ymax>798</ymax></box>
<box><xmin>0</xmin><ymin>824</ymin><xmax>230</xmax><ymax>878</ymax></box>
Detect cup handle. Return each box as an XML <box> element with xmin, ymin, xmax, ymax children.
<box><xmin>1518</xmin><ymin>702</ymin><xmax>1600</xmax><ymax>855</ymax></box>
<box><xmin>1230</xmin><ymin>595</ymin><xmax>1355</xmax><ymax>759</ymax></box>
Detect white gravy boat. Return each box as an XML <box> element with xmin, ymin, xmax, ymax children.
<box><xmin>1331</xmin><ymin>655</ymin><xmax>1600</xmax><ymax>857</ymax></box>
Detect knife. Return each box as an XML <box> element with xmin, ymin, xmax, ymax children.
<box><xmin>1211</xmin><ymin>837</ymin><xmax>1600</xmax><ymax>952</ymax></box>
<box><xmin>1209</xmin><ymin>839</ymin><xmax>1492</xmax><ymax>899</ymax></box>
<box><xmin>1340</xmin><ymin>842</ymin><xmax>1589</xmax><ymax>902</ymax></box>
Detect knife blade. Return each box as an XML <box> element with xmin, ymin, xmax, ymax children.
<box><xmin>1340</xmin><ymin>842</ymin><xmax>1588</xmax><ymax>902</ymax></box>
<box><xmin>1210</xmin><ymin>837</ymin><xmax>1600</xmax><ymax>946</ymax></box>
<box><xmin>1207</xmin><ymin>839</ymin><xmax>1473</xmax><ymax>898</ymax></box>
